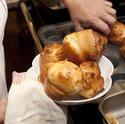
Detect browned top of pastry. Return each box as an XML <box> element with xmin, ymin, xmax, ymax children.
<box><xmin>62</xmin><ymin>29</ymin><xmax>107</xmax><ymax>65</ymax></box>
<box><xmin>47</xmin><ymin>61</ymin><xmax>83</xmax><ymax>95</ymax></box>
<box><xmin>40</xmin><ymin>43</ymin><xmax>64</xmax><ymax>65</ymax></box>
<box><xmin>80</xmin><ymin>61</ymin><xmax>101</xmax><ymax>78</ymax></box>
<box><xmin>109</xmin><ymin>22</ymin><xmax>125</xmax><ymax>45</ymax></box>
<box><xmin>39</xmin><ymin>43</ymin><xmax>64</xmax><ymax>83</ymax></box>
<box><xmin>79</xmin><ymin>61</ymin><xmax>104</xmax><ymax>98</ymax></box>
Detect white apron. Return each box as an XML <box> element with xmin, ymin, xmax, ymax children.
<box><xmin>0</xmin><ymin>0</ymin><xmax>8</xmax><ymax>99</ymax></box>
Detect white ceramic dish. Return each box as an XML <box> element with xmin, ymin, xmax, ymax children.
<box><xmin>27</xmin><ymin>54</ymin><xmax>114</xmax><ymax>105</ymax></box>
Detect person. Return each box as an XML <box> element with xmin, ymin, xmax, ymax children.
<box><xmin>0</xmin><ymin>0</ymin><xmax>8</xmax><ymax>99</ymax></box>
<box><xmin>0</xmin><ymin>0</ymin><xmax>8</xmax><ymax>123</ymax></box>
<box><xmin>0</xmin><ymin>0</ymin><xmax>116</xmax><ymax>123</ymax></box>
<box><xmin>62</xmin><ymin>0</ymin><xmax>116</xmax><ymax>35</ymax></box>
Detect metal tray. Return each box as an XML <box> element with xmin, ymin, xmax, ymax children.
<box><xmin>38</xmin><ymin>21</ymin><xmax>74</xmax><ymax>46</ymax></box>
<box><xmin>99</xmin><ymin>91</ymin><xmax>125</xmax><ymax>124</ymax></box>
<box><xmin>99</xmin><ymin>73</ymin><xmax>125</xmax><ymax>124</ymax></box>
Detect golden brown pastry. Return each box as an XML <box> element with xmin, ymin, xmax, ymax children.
<box><xmin>39</xmin><ymin>43</ymin><xmax>64</xmax><ymax>83</ymax></box>
<box><xmin>79</xmin><ymin>61</ymin><xmax>101</xmax><ymax>78</ymax></box>
<box><xmin>105</xmin><ymin>113</ymin><xmax>119</xmax><ymax>124</ymax></box>
<box><xmin>109</xmin><ymin>22</ymin><xmax>125</xmax><ymax>45</ymax></box>
<box><xmin>40</xmin><ymin>43</ymin><xmax>64</xmax><ymax>64</ymax></box>
<box><xmin>62</xmin><ymin>29</ymin><xmax>108</xmax><ymax>65</ymax></box>
<box><xmin>44</xmin><ymin>61</ymin><xmax>83</xmax><ymax>100</ymax></box>
<box><xmin>38</xmin><ymin>31</ymin><xmax>105</xmax><ymax>100</ymax></box>
<box><xmin>79</xmin><ymin>61</ymin><xmax>104</xmax><ymax>98</ymax></box>
<box><xmin>120</xmin><ymin>44</ymin><xmax>125</xmax><ymax>59</ymax></box>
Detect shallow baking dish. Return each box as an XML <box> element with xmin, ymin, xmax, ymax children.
<box><xmin>99</xmin><ymin>90</ymin><xmax>125</xmax><ymax>124</ymax></box>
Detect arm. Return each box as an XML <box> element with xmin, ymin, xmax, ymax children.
<box><xmin>0</xmin><ymin>0</ymin><xmax>8</xmax><ymax>122</ymax></box>
<box><xmin>62</xmin><ymin>0</ymin><xmax>116</xmax><ymax>35</ymax></box>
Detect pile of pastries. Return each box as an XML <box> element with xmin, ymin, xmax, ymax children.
<box><xmin>38</xmin><ymin>22</ymin><xmax>125</xmax><ymax>100</ymax></box>
<box><xmin>38</xmin><ymin>29</ymin><xmax>108</xmax><ymax>100</ymax></box>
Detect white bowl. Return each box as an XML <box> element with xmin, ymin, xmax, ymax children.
<box><xmin>27</xmin><ymin>54</ymin><xmax>114</xmax><ymax>105</ymax></box>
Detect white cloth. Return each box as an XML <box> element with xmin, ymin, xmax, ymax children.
<box><xmin>5</xmin><ymin>72</ymin><xmax>67</xmax><ymax>124</ymax></box>
<box><xmin>0</xmin><ymin>0</ymin><xmax>8</xmax><ymax>99</ymax></box>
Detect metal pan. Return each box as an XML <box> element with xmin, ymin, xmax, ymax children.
<box><xmin>38</xmin><ymin>21</ymin><xmax>74</xmax><ymax>46</ymax></box>
<box><xmin>99</xmin><ymin>91</ymin><xmax>125</xmax><ymax>124</ymax></box>
<box><xmin>108</xmin><ymin>73</ymin><xmax>125</xmax><ymax>94</ymax></box>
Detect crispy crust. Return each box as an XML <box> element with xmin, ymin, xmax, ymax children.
<box><xmin>93</xmin><ymin>30</ymin><xmax>108</xmax><ymax>55</ymax></box>
<box><xmin>79</xmin><ymin>61</ymin><xmax>104</xmax><ymax>98</ymax></box>
<box><xmin>109</xmin><ymin>22</ymin><xmax>125</xmax><ymax>45</ymax></box>
<box><xmin>41</xmin><ymin>43</ymin><xmax>64</xmax><ymax>65</ymax></box>
<box><xmin>62</xmin><ymin>42</ymin><xmax>83</xmax><ymax>65</ymax></box>
<box><xmin>80</xmin><ymin>61</ymin><xmax>101</xmax><ymax>78</ymax></box>
<box><xmin>62</xmin><ymin>29</ymin><xmax>107</xmax><ymax>65</ymax></box>
<box><xmin>44</xmin><ymin>77</ymin><xmax>68</xmax><ymax>100</ymax></box>
<box><xmin>38</xmin><ymin>63</ymin><xmax>54</xmax><ymax>83</ymax></box>
<box><xmin>47</xmin><ymin>61</ymin><xmax>83</xmax><ymax>95</ymax></box>
<box><xmin>79</xmin><ymin>74</ymin><xmax>104</xmax><ymax>98</ymax></box>
<box><xmin>39</xmin><ymin>43</ymin><xmax>64</xmax><ymax>83</ymax></box>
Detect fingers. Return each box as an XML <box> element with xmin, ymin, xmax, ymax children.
<box><xmin>105</xmin><ymin>6</ymin><xmax>116</xmax><ymax>17</ymax></box>
<box><xmin>69</xmin><ymin>0</ymin><xmax>116</xmax><ymax>35</ymax></box>
<box><xmin>100</xmin><ymin>12</ymin><xmax>116</xmax><ymax>28</ymax></box>
<box><xmin>72</xmin><ymin>19</ymin><xmax>83</xmax><ymax>31</ymax></box>
<box><xmin>88</xmin><ymin>17</ymin><xmax>111</xmax><ymax>35</ymax></box>
<box><xmin>104</xmin><ymin>1</ymin><xmax>113</xmax><ymax>7</ymax></box>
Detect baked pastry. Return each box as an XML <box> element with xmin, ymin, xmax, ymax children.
<box><xmin>109</xmin><ymin>22</ymin><xmax>125</xmax><ymax>45</ymax></box>
<box><xmin>62</xmin><ymin>29</ymin><xmax>108</xmax><ymax>65</ymax></box>
<box><xmin>39</xmin><ymin>30</ymin><xmax>105</xmax><ymax>99</ymax></box>
<box><xmin>40</xmin><ymin>43</ymin><xmax>64</xmax><ymax>64</ymax></box>
<box><xmin>105</xmin><ymin>113</ymin><xmax>119</xmax><ymax>124</ymax></box>
<box><xmin>44</xmin><ymin>61</ymin><xmax>83</xmax><ymax>100</ymax></box>
<box><xmin>39</xmin><ymin>43</ymin><xmax>64</xmax><ymax>83</ymax></box>
<box><xmin>79</xmin><ymin>61</ymin><xmax>104</xmax><ymax>98</ymax></box>
<box><xmin>79</xmin><ymin>61</ymin><xmax>101</xmax><ymax>78</ymax></box>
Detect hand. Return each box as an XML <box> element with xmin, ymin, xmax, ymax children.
<box><xmin>63</xmin><ymin>0</ymin><xmax>116</xmax><ymax>35</ymax></box>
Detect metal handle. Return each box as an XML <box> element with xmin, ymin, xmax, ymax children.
<box><xmin>20</xmin><ymin>2</ymin><xmax>43</xmax><ymax>53</ymax></box>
